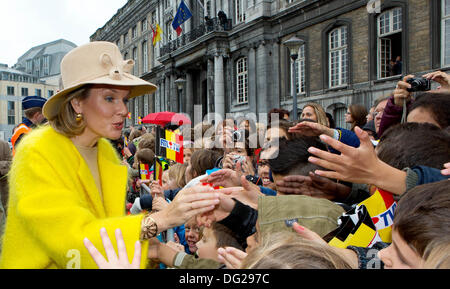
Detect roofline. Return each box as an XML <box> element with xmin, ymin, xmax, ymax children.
<box><xmin>17</xmin><ymin>39</ymin><xmax>78</xmax><ymax>62</ymax></box>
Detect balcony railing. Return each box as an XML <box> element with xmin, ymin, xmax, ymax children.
<box><xmin>160</xmin><ymin>17</ymin><xmax>232</xmax><ymax>57</ymax></box>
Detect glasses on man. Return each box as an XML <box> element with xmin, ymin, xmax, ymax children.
<box><xmin>373</xmin><ymin>109</ymin><xmax>384</xmax><ymax>117</ymax></box>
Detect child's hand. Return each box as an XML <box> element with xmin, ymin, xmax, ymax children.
<box><xmin>152</xmin><ymin>196</ymin><xmax>169</xmax><ymax>211</ymax></box>
<box><xmin>217</xmin><ymin>247</ymin><xmax>248</xmax><ymax>269</ymax></box>
<box><xmin>150</xmin><ymin>181</ymin><xmax>164</xmax><ymax>197</ymax></box>
<box><xmin>166</xmin><ymin>241</ymin><xmax>184</xmax><ymax>253</ymax></box>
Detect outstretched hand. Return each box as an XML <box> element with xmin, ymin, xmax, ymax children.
<box><xmin>200</xmin><ymin>168</ymin><xmax>242</xmax><ymax>188</ymax></box>
<box><xmin>288</xmin><ymin>121</ymin><xmax>334</xmax><ymax>137</ymax></box>
<box><xmin>307</xmin><ymin>127</ymin><xmax>407</xmax><ymax>195</ymax></box>
<box><xmin>83</xmin><ymin>228</ymin><xmax>141</xmax><ymax>269</ymax></box>
<box><xmin>216</xmin><ymin>175</ymin><xmax>262</xmax><ymax>209</ymax></box>
<box><xmin>217</xmin><ymin>247</ymin><xmax>248</xmax><ymax>269</ymax></box>
<box><xmin>307</xmin><ymin>127</ymin><xmax>381</xmax><ymax>184</ymax></box>
<box><xmin>276</xmin><ymin>172</ymin><xmax>351</xmax><ymax>200</ymax></box>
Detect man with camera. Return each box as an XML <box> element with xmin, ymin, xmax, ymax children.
<box><xmin>378</xmin><ymin>71</ymin><xmax>450</xmax><ymax>137</ymax></box>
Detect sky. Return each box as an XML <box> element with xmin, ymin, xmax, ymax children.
<box><xmin>0</xmin><ymin>0</ymin><xmax>128</xmax><ymax>67</ymax></box>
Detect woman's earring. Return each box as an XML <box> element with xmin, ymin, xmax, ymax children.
<box><xmin>76</xmin><ymin>113</ymin><xmax>83</xmax><ymax>122</ymax></box>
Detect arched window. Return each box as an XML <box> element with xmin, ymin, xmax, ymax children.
<box><xmin>329</xmin><ymin>26</ymin><xmax>348</xmax><ymax>88</ymax></box>
<box><xmin>442</xmin><ymin>0</ymin><xmax>450</xmax><ymax>66</ymax></box>
<box><xmin>294</xmin><ymin>44</ymin><xmax>306</xmax><ymax>95</ymax></box>
<box><xmin>235</xmin><ymin>0</ymin><xmax>246</xmax><ymax>24</ymax></box>
<box><xmin>133</xmin><ymin>47</ymin><xmax>138</xmax><ymax>75</ymax></box>
<box><xmin>236</xmin><ymin>57</ymin><xmax>248</xmax><ymax>104</ymax></box>
<box><xmin>377</xmin><ymin>7</ymin><xmax>403</xmax><ymax>78</ymax></box>
<box><xmin>142</xmin><ymin>41</ymin><xmax>148</xmax><ymax>73</ymax></box>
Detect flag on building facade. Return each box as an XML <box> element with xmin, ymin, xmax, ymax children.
<box><xmin>328</xmin><ymin>189</ymin><xmax>397</xmax><ymax>249</ymax></box>
<box><xmin>128</xmin><ymin>112</ymin><xmax>132</xmax><ymax>119</ymax></box>
<box><xmin>138</xmin><ymin>116</ymin><xmax>142</xmax><ymax>125</ymax></box>
<box><xmin>152</xmin><ymin>23</ymin><xmax>163</xmax><ymax>45</ymax></box>
<box><xmin>155</xmin><ymin>127</ymin><xmax>184</xmax><ymax>164</ymax></box>
<box><xmin>172</xmin><ymin>0</ymin><xmax>192</xmax><ymax>36</ymax></box>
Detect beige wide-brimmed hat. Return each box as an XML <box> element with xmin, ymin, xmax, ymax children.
<box><xmin>43</xmin><ymin>41</ymin><xmax>157</xmax><ymax>120</ymax></box>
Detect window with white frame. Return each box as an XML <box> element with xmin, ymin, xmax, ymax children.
<box><xmin>8</xmin><ymin>101</ymin><xmax>15</xmax><ymax>125</ymax></box>
<box><xmin>132</xmin><ymin>26</ymin><xmax>138</xmax><ymax>39</ymax></box>
<box><xmin>442</xmin><ymin>0</ymin><xmax>450</xmax><ymax>66</ymax></box>
<box><xmin>142</xmin><ymin>19</ymin><xmax>148</xmax><ymax>32</ymax></box>
<box><xmin>26</xmin><ymin>60</ymin><xmax>32</xmax><ymax>73</ymax></box>
<box><xmin>34</xmin><ymin>58</ymin><xmax>40</xmax><ymax>76</ymax></box>
<box><xmin>133</xmin><ymin>47</ymin><xmax>138</xmax><ymax>75</ymax></box>
<box><xmin>329</xmin><ymin>26</ymin><xmax>348</xmax><ymax>87</ymax></box>
<box><xmin>7</xmin><ymin>86</ymin><xmax>14</xmax><ymax>96</ymax></box>
<box><xmin>134</xmin><ymin>100</ymin><xmax>139</xmax><ymax>124</ymax></box>
<box><xmin>142</xmin><ymin>41</ymin><xmax>148</xmax><ymax>73</ymax></box>
<box><xmin>236</xmin><ymin>57</ymin><xmax>248</xmax><ymax>104</ymax></box>
<box><xmin>205</xmin><ymin>0</ymin><xmax>211</xmax><ymax>17</ymax></box>
<box><xmin>165</xmin><ymin>21</ymin><xmax>173</xmax><ymax>41</ymax></box>
<box><xmin>377</xmin><ymin>7</ymin><xmax>402</xmax><ymax>78</ymax></box>
<box><xmin>294</xmin><ymin>44</ymin><xmax>306</xmax><ymax>95</ymax></box>
<box><xmin>43</xmin><ymin>55</ymin><xmax>50</xmax><ymax>76</ymax></box>
<box><xmin>235</xmin><ymin>0</ymin><xmax>246</xmax><ymax>23</ymax></box>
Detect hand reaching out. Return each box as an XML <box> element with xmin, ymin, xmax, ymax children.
<box><xmin>288</xmin><ymin>121</ymin><xmax>334</xmax><ymax>137</ymax></box>
<box><xmin>307</xmin><ymin>127</ymin><xmax>407</xmax><ymax>195</ymax></box>
<box><xmin>216</xmin><ymin>175</ymin><xmax>262</xmax><ymax>209</ymax></box>
<box><xmin>83</xmin><ymin>228</ymin><xmax>141</xmax><ymax>269</ymax></box>
<box><xmin>217</xmin><ymin>247</ymin><xmax>248</xmax><ymax>269</ymax></box>
<box><xmin>200</xmin><ymin>168</ymin><xmax>242</xmax><ymax>188</ymax></box>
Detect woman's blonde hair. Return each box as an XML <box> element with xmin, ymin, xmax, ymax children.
<box><xmin>168</xmin><ymin>163</ymin><xmax>188</xmax><ymax>188</ymax></box>
<box><xmin>241</xmin><ymin>231</ymin><xmax>352</xmax><ymax>269</ymax></box>
<box><xmin>48</xmin><ymin>86</ymin><xmax>91</xmax><ymax>137</ymax></box>
<box><xmin>303</xmin><ymin>102</ymin><xmax>329</xmax><ymax>127</ymax></box>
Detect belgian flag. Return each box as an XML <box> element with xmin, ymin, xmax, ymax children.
<box><xmin>156</xmin><ymin>127</ymin><xmax>184</xmax><ymax>164</ymax></box>
<box><xmin>153</xmin><ymin>157</ymin><xmax>164</xmax><ymax>186</ymax></box>
<box><xmin>140</xmin><ymin>164</ymin><xmax>150</xmax><ymax>180</ymax></box>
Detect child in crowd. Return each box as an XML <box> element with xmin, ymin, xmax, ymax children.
<box><xmin>148</xmin><ymin>222</ymin><xmax>243</xmax><ymax>269</ymax></box>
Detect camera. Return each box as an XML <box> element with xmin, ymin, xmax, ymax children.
<box><xmin>233</xmin><ymin>130</ymin><xmax>244</xmax><ymax>142</ymax></box>
<box><xmin>232</xmin><ymin>155</ymin><xmax>246</xmax><ymax>165</ymax></box>
<box><xmin>406</xmin><ymin>77</ymin><xmax>431</xmax><ymax>92</ymax></box>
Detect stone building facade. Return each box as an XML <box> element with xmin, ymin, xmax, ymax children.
<box><xmin>91</xmin><ymin>0</ymin><xmax>447</xmax><ymax>128</ymax></box>
<box><xmin>13</xmin><ymin>39</ymin><xmax>77</xmax><ymax>86</ymax></box>
<box><xmin>0</xmin><ymin>64</ymin><xmax>58</xmax><ymax>141</ymax></box>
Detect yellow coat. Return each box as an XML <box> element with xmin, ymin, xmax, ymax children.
<box><xmin>0</xmin><ymin>125</ymin><xmax>148</xmax><ymax>268</ymax></box>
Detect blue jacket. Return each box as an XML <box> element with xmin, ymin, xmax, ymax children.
<box><xmin>328</xmin><ymin>127</ymin><xmax>361</xmax><ymax>154</ymax></box>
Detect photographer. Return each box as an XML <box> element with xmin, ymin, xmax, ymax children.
<box><xmin>379</xmin><ymin>71</ymin><xmax>450</xmax><ymax>137</ymax></box>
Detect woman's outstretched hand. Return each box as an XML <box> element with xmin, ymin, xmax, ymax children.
<box><xmin>83</xmin><ymin>228</ymin><xmax>141</xmax><ymax>269</ymax></box>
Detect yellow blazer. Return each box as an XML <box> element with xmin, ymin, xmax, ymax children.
<box><xmin>0</xmin><ymin>125</ymin><xmax>148</xmax><ymax>268</ymax></box>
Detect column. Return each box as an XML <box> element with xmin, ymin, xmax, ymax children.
<box><xmin>186</xmin><ymin>72</ymin><xmax>194</xmax><ymax>120</ymax></box>
<box><xmin>165</xmin><ymin>75</ymin><xmax>171</xmax><ymax>111</ymax></box>
<box><xmin>207</xmin><ymin>57</ymin><xmax>214</xmax><ymax>118</ymax></box>
<box><xmin>211</xmin><ymin>0</ymin><xmax>216</xmax><ymax>18</ymax></box>
<box><xmin>256</xmin><ymin>43</ymin><xmax>268</xmax><ymax>114</ymax></box>
<box><xmin>214</xmin><ymin>54</ymin><xmax>225</xmax><ymax>118</ymax></box>
<box><xmin>170</xmin><ymin>73</ymin><xmax>177</xmax><ymax>112</ymax></box>
<box><xmin>248</xmin><ymin>46</ymin><xmax>257</xmax><ymax>114</ymax></box>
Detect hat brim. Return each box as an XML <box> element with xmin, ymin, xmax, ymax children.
<box><xmin>43</xmin><ymin>73</ymin><xmax>157</xmax><ymax>120</ymax></box>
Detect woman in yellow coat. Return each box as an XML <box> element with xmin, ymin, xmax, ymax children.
<box><xmin>0</xmin><ymin>42</ymin><xmax>219</xmax><ymax>269</ymax></box>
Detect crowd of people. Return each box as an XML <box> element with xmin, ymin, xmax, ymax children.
<box><xmin>0</xmin><ymin>41</ymin><xmax>449</xmax><ymax>270</ymax></box>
